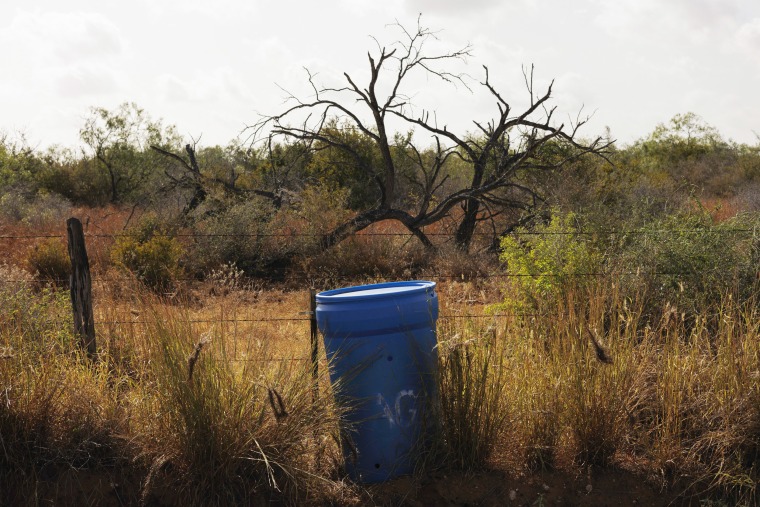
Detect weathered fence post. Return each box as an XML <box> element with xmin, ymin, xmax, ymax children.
<box><xmin>310</xmin><ymin>288</ymin><xmax>318</xmax><ymax>403</ymax></box>
<box><xmin>67</xmin><ymin>218</ymin><xmax>96</xmax><ymax>360</ymax></box>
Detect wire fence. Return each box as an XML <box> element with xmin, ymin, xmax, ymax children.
<box><xmin>3</xmin><ymin>227</ymin><xmax>753</xmax><ymax>282</ymax></box>
<box><xmin>0</xmin><ymin>270</ymin><xmax>726</xmax><ymax>286</ymax></box>
<box><xmin>2</xmin><ymin>224</ymin><xmax>758</xmax><ymax>363</ymax></box>
<box><xmin>0</xmin><ymin>264</ymin><xmax>742</xmax><ymax>317</ymax></box>
<box><xmin>88</xmin><ymin>313</ymin><xmax>544</xmax><ymax>327</ymax></box>
<box><xmin>2</xmin><ymin>226</ymin><xmax>756</xmax><ymax>293</ymax></box>
<box><xmin>1</xmin><ymin>227</ymin><xmax>759</xmax><ymax>240</ymax></box>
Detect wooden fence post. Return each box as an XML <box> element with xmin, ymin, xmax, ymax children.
<box><xmin>67</xmin><ymin>218</ymin><xmax>96</xmax><ymax>360</ymax></box>
<box><xmin>310</xmin><ymin>288</ymin><xmax>318</xmax><ymax>402</ymax></box>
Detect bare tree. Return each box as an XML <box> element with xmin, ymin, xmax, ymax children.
<box><xmin>150</xmin><ymin>141</ymin><xmax>208</xmax><ymax>218</ymax></box>
<box><xmin>396</xmin><ymin>64</ymin><xmax>613</xmax><ymax>250</ymax></box>
<box><xmin>150</xmin><ymin>138</ymin><xmax>308</xmax><ymax>220</ymax></box>
<box><xmin>253</xmin><ymin>19</ymin><xmax>612</xmax><ymax>252</ymax></box>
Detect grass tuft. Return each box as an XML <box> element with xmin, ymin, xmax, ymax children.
<box><xmin>436</xmin><ymin>323</ymin><xmax>511</xmax><ymax>471</ymax></box>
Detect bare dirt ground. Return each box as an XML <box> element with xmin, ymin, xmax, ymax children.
<box><xmin>368</xmin><ymin>469</ymin><xmax>687</xmax><ymax>507</ymax></box>
<box><xmin>20</xmin><ymin>467</ymin><xmax>690</xmax><ymax>506</ymax></box>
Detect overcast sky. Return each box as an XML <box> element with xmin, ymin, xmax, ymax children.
<box><xmin>1</xmin><ymin>0</ymin><xmax>759</xmax><ymax>151</ymax></box>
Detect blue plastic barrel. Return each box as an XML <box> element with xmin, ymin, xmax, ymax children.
<box><xmin>316</xmin><ymin>281</ymin><xmax>439</xmax><ymax>483</ymax></box>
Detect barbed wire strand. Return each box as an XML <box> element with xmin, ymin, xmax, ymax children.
<box><xmin>90</xmin><ymin>313</ymin><xmax>543</xmax><ymax>326</ymax></box>
<box><xmin>0</xmin><ymin>227</ymin><xmax>758</xmax><ymax>240</ymax></box>
<box><xmin>0</xmin><ymin>268</ymin><xmax>737</xmax><ymax>286</ymax></box>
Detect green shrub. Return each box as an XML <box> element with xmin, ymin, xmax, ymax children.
<box><xmin>110</xmin><ymin>215</ymin><xmax>183</xmax><ymax>292</ymax></box>
<box><xmin>187</xmin><ymin>184</ymin><xmax>355</xmax><ymax>279</ymax></box>
<box><xmin>0</xmin><ymin>189</ymin><xmax>71</xmax><ymax>227</ymax></box>
<box><xmin>495</xmin><ymin>207</ymin><xmax>760</xmax><ymax>323</ymax></box>
<box><xmin>27</xmin><ymin>238</ymin><xmax>70</xmax><ymax>286</ymax></box>
<box><xmin>186</xmin><ymin>198</ymin><xmax>275</xmax><ymax>276</ymax></box>
<box><xmin>0</xmin><ymin>266</ymin><xmax>74</xmax><ymax>355</ymax></box>
<box><xmin>495</xmin><ymin>210</ymin><xmax>602</xmax><ymax>312</ymax></box>
<box><xmin>270</xmin><ymin>182</ymin><xmax>353</xmax><ymax>260</ymax></box>
<box><xmin>614</xmin><ymin>209</ymin><xmax>760</xmax><ymax>320</ymax></box>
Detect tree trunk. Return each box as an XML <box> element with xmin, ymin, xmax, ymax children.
<box><xmin>107</xmin><ymin>163</ymin><xmax>118</xmax><ymax>203</ymax></box>
<box><xmin>455</xmin><ymin>157</ymin><xmax>486</xmax><ymax>251</ymax></box>
<box><xmin>455</xmin><ymin>197</ymin><xmax>480</xmax><ymax>251</ymax></box>
<box><xmin>183</xmin><ymin>144</ymin><xmax>207</xmax><ymax>216</ymax></box>
<box><xmin>320</xmin><ymin>208</ymin><xmax>434</xmax><ymax>252</ymax></box>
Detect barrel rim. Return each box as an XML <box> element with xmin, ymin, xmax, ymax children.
<box><xmin>316</xmin><ymin>280</ymin><xmax>436</xmax><ymax>303</ymax></box>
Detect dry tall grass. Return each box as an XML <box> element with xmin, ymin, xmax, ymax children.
<box><xmin>487</xmin><ymin>282</ymin><xmax>758</xmax><ymax>503</ymax></box>
<box><xmin>430</xmin><ymin>279</ymin><xmax>759</xmax><ymax>503</ymax></box>
<box><xmin>1</xmin><ymin>264</ymin><xmax>759</xmax><ymax>505</ymax></box>
<box><xmin>127</xmin><ymin>298</ymin><xmax>343</xmax><ymax>506</ymax></box>
<box><xmin>0</xmin><ymin>273</ymin><xmax>346</xmax><ymax>506</ymax></box>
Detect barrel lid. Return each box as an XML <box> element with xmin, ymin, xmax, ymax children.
<box><xmin>316</xmin><ymin>281</ymin><xmax>435</xmax><ymax>302</ymax></box>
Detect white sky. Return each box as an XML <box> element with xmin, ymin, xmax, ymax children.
<box><xmin>1</xmin><ymin>0</ymin><xmax>759</xmax><ymax>151</ymax></box>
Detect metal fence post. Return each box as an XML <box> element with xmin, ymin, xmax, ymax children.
<box><xmin>310</xmin><ymin>288</ymin><xmax>318</xmax><ymax>403</ymax></box>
